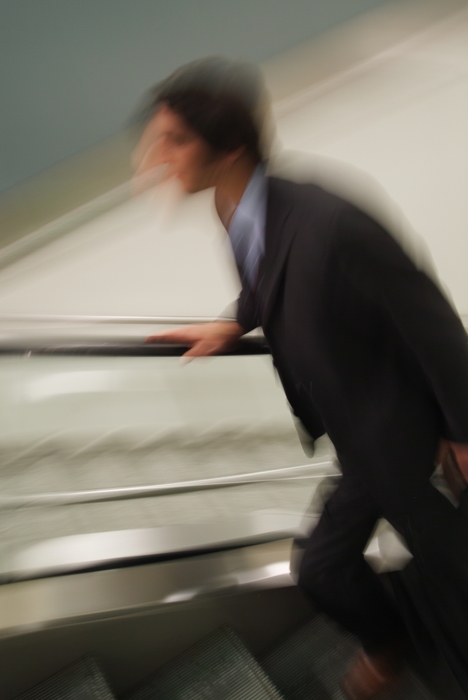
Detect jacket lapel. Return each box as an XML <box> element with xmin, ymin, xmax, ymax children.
<box><xmin>261</xmin><ymin>177</ymin><xmax>296</xmax><ymax>329</ymax></box>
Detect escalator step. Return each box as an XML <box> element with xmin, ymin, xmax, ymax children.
<box><xmin>261</xmin><ymin>615</ymin><xmax>356</xmax><ymax>700</ymax></box>
<box><xmin>261</xmin><ymin>615</ymin><xmax>436</xmax><ymax>700</ymax></box>
<box><xmin>14</xmin><ymin>655</ymin><xmax>115</xmax><ymax>700</ymax></box>
<box><xmin>125</xmin><ymin>626</ymin><xmax>283</xmax><ymax>700</ymax></box>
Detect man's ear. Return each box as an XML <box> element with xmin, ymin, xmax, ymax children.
<box><xmin>225</xmin><ymin>145</ymin><xmax>246</xmax><ymax>167</ymax></box>
<box><xmin>215</xmin><ymin>146</ymin><xmax>246</xmax><ymax>179</ymax></box>
<box><xmin>213</xmin><ymin>143</ymin><xmax>241</xmax><ymax>163</ymax></box>
<box><xmin>212</xmin><ymin>146</ymin><xmax>248</xmax><ymax>190</ymax></box>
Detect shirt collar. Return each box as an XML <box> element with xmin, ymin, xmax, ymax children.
<box><xmin>228</xmin><ymin>163</ymin><xmax>267</xmax><ymax>233</ymax></box>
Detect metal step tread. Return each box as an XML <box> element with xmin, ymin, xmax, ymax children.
<box><xmin>14</xmin><ymin>655</ymin><xmax>115</xmax><ymax>700</ymax></box>
<box><xmin>124</xmin><ymin>625</ymin><xmax>283</xmax><ymax>700</ymax></box>
<box><xmin>261</xmin><ymin>616</ymin><xmax>437</xmax><ymax>700</ymax></box>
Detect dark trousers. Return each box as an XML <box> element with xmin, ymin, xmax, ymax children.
<box><xmin>297</xmin><ymin>466</ymin><xmax>468</xmax><ymax>698</ymax></box>
<box><xmin>297</xmin><ymin>472</ymin><xmax>407</xmax><ymax>654</ymax></box>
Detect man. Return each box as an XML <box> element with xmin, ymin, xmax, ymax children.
<box><xmin>133</xmin><ymin>57</ymin><xmax>468</xmax><ymax>699</ymax></box>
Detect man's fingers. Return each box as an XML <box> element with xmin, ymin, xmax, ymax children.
<box><xmin>145</xmin><ymin>324</ymin><xmax>209</xmax><ymax>345</ymax></box>
<box><xmin>143</xmin><ymin>322</ymin><xmax>240</xmax><ymax>358</ymax></box>
<box><xmin>145</xmin><ymin>330</ymin><xmax>190</xmax><ymax>344</ymax></box>
<box><xmin>146</xmin><ymin>336</ymin><xmax>218</xmax><ymax>358</ymax></box>
<box><xmin>183</xmin><ymin>341</ymin><xmax>217</xmax><ymax>358</ymax></box>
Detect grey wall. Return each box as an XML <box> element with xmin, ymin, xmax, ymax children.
<box><xmin>0</xmin><ymin>0</ymin><xmax>390</xmax><ymax>193</ymax></box>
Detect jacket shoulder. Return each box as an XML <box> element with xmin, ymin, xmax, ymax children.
<box><xmin>267</xmin><ymin>175</ymin><xmax>345</xmax><ymax>214</ymax></box>
<box><xmin>267</xmin><ymin>176</ymin><xmax>348</xmax><ymax>242</ymax></box>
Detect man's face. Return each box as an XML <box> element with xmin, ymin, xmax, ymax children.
<box><xmin>133</xmin><ymin>104</ymin><xmax>227</xmax><ymax>194</ymax></box>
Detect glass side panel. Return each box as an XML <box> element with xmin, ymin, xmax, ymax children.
<box><xmin>0</xmin><ymin>353</ymin><xmax>336</xmax><ymax>565</ymax></box>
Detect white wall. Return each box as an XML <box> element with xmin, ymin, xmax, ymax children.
<box><xmin>0</xmin><ymin>185</ymin><xmax>238</xmax><ymax>320</ymax></box>
<box><xmin>274</xmin><ymin>5</ymin><xmax>468</xmax><ymax>315</ymax></box>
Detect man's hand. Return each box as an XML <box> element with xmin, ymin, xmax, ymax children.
<box><xmin>438</xmin><ymin>439</ymin><xmax>468</xmax><ymax>499</ymax></box>
<box><xmin>145</xmin><ymin>322</ymin><xmax>244</xmax><ymax>359</ymax></box>
<box><xmin>449</xmin><ymin>443</ymin><xmax>468</xmax><ymax>482</ymax></box>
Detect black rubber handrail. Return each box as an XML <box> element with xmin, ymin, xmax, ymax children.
<box><xmin>0</xmin><ymin>336</ymin><xmax>269</xmax><ymax>357</ymax></box>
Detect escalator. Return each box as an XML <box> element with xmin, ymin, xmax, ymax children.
<box><xmin>13</xmin><ymin>621</ymin><xmax>435</xmax><ymax>700</ymax></box>
<box><xmin>0</xmin><ymin>326</ymin><xmax>451</xmax><ymax>699</ymax></box>
<box><xmin>1</xmin><ymin>530</ymin><xmax>434</xmax><ymax>700</ymax></box>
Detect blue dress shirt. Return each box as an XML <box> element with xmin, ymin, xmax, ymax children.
<box><xmin>227</xmin><ymin>164</ymin><xmax>267</xmax><ymax>293</ymax></box>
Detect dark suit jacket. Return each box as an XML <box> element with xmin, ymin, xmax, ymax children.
<box><xmin>236</xmin><ymin>177</ymin><xmax>468</xmax><ymax>517</ymax></box>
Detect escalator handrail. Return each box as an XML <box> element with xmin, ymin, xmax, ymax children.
<box><xmin>0</xmin><ymin>335</ymin><xmax>269</xmax><ymax>357</ymax></box>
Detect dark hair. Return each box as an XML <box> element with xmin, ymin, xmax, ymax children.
<box><xmin>132</xmin><ymin>57</ymin><xmax>268</xmax><ymax>162</ymax></box>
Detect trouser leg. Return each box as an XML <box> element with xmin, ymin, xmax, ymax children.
<box><xmin>395</xmin><ymin>482</ymin><xmax>468</xmax><ymax>679</ymax></box>
<box><xmin>297</xmin><ymin>472</ymin><xmax>406</xmax><ymax>654</ymax></box>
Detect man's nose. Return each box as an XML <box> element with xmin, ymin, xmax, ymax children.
<box><xmin>132</xmin><ymin>141</ymin><xmax>172</xmax><ymax>194</ymax></box>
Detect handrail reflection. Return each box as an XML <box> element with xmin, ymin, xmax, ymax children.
<box><xmin>0</xmin><ymin>314</ymin><xmax>236</xmax><ymax>325</ymax></box>
<box><xmin>0</xmin><ymin>461</ymin><xmax>334</xmax><ymax>510</ymax></box>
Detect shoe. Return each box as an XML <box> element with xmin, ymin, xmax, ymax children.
<box><xmin>341</xmin><ymin>647</ymin><xmax>402</xmax><ymax>699</ymax></box>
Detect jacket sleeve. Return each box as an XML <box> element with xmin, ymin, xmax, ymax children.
<box><xmin>333</xmin><ymin>203</ymin><xmax>468</xmax><ymax>443</ymax></box>
<box><xmin>236</xmin><ymin>285</ymin><xmax>260</xmax><ymax>333</ymax></box>
<box><xmin>273</xmin><ymin>359</ymin><xmax>326</xmax><ymax>443</ymax></box>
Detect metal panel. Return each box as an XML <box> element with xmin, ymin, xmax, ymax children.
<box><xmin>0</xmin><ymin>511</ymin><xmax>312</xmax><ymax>582</ymax></box>
<box><xmin>0</xmin><ymin>539</ymin><xmax>295</xmax><ymax>637</ymax></box>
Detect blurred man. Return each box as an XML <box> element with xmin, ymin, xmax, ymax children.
<box><xmin>133</xmin><ymin>58</ymin><xmax>468</xmax><ymax>699</ymax></box>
